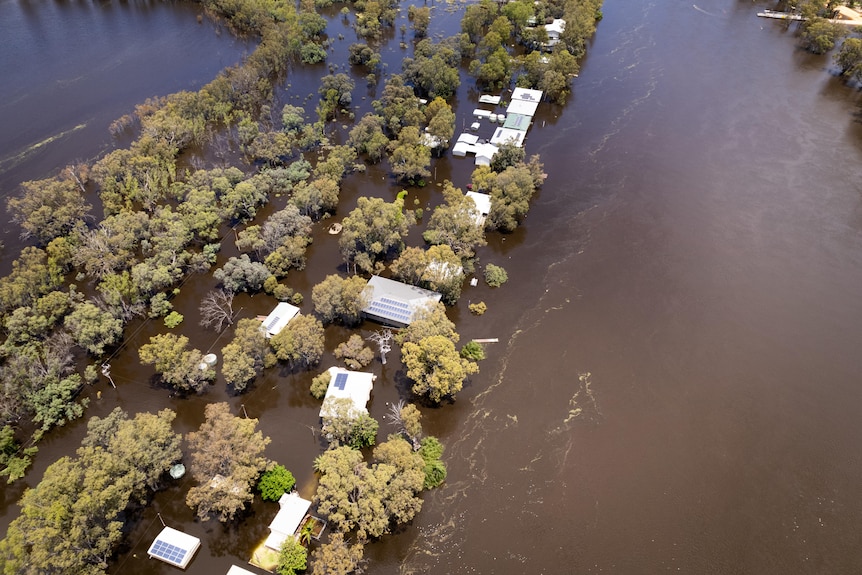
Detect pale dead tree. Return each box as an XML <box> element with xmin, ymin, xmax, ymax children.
<box><xmin>199</xmin><ymin>289</ymin><xmax>236</xmax><ymax>332</ymax></box>
<box><xmin>384</xmin><ymin>399</ymin><xmax>422</xmax><ymax>450</ymax></box>
<box><xmin>384</xmin><ymin>399</ymin><xmax>407</xmax><ymax>429</ymax></box>
<box><xmin>367</xmin><ymin>329</ymin><xmax>393</xmax><ymax>365</ymax></box>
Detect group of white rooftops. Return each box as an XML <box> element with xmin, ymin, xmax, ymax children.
<box><xmin>454</xmin><ymin>86</ymin><xmax>544</xmax><ymax>166</ymax></box>
<box><xmin>147</xmin><ymin>85</ymin><xmax>537</xmax><ymax>575</ymax></box>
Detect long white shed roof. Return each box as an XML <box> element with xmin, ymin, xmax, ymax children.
<box><xmin>489</xmin><ymin>127</ymin><xmax>526</xmax><ymax>148</ymax></box>
<box><xmin>506</xmin><ymin>98</ymin><xmax>539</xmax><ymax>117</ymax></box>
<box><xmin>265</xmin><ymin>492</ymin><xmax>313</xmax><ymax>551</ymax></box>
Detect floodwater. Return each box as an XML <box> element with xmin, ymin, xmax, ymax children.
<box><xmin>4</xmin><ymin>0</ymin><xmax>862</xmax><ymax>574</ymax></box>
<box><xmin>0</xmin><ymin>0</ymin><xmax>251</xmax><ymax>254</ymax></box>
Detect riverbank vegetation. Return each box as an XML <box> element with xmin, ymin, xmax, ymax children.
<box><xmin>0</xmin><ymin>0</ymin><xmax>606</xmax><ymax>570</ymax></box>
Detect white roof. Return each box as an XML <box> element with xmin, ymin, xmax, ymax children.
<box><xmin>457</xmin><ymin>132</ymin><xmax>479</xmax><ymax>145</ymax></box>
<box><xmin>473</xmin><ymin>108</ymin><xmax>492</xmax><ymax>118</ymax></box>
<box><xmin>425</xmin><ymin>260</ymin><xmax>464</xmax><ymax>282</ymax></box>
<box><xmin>147</xmin><ymin>526</ymin><xmax>201</xmax><ymax>569</ymax></box>
<box><xmin>227</xmin><ymin>567</ymin><xmax>257</xmax><ymax>575</ymax></box>
<box><xmin>452</xmin><ymin>141</ymin><xmax>470</xmax><ymax>157</ymax></box>
<box><xmin>362</xmin><ymin>275</ymin><xmax>442</xmax><ymax>326</ymax></box>
<box><xmin>506</xmin><ymin>98</ymin><xmax>540</xmax><ymax>117</ymax></box>
<box><xmin>319</xmin><ymin>367</ymin><xmax>375</xmax><ymax>418</ymax></box>
<box><xmin>545</xmin><ymin>18</ymin><xmax>566</xmax><ymax>35</ymax></box>
<box><xmin>466</xmin><ymin>192</ymin><xmax>492</xmax><ymax>216</ymax></box>
<box><xmin>261</xmin><ymin>302</ymin><xmax>300</xmax><ymax>338</ymax></box>
<box><xmin>479</xmin><ymin>94</ymin><xmax>501</xmax><ymax>104</ymax></box>
<box><xmin>474</xmin><ymin>143</ymin><xmax>498</xmax><ymax>166</ymax></box>
<box><xmin>265</xmin><ymin>492</ymin><xmax>313</xmax><ymax>551</ymax></box>
<box><xmin>511</xmin><ymin>87</ymin><xmax>544</xmax><ymax>102</ymax></box>
<box><xmin>489</xmin><ymin>127</ymin><xmax>526</xmax><ymax>148</ymax></box>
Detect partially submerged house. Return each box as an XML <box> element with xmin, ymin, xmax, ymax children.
<box><xmin>466</xmin><ymin>191</ymin><xmax>492</xmax><ymax>226</ymax></box>
<box><xmin>361</xmin><ymin>275</ymin><xmax>442</xmax><ymax>327</ymax></box>
<box><xmin>489</xmin><ymin>127</ymin><xmax>526</xmax><ymax>148</ymax></box>
<box><xmin>544</xmin><ymin>18</ymin><xmax>566</xmax><ymax>47</ymax></box>
<box><xmin>265</xmin><ymin>492</ymin><xmax>313</xmax><ymax>551</ymax></box>
<box><xmin>147</xmin><ymin>527</ymin><xmax>201</xmax><ymax>570</ymax></box>
<box><xmin>319</xmin><ymin>367</ymin><xmax>375</xmax><ymax>419</ymax></box>
<box><xmin>260</xmin><ymin>302</ymin><xmax>300</xmax><ymax>338</ymax></box>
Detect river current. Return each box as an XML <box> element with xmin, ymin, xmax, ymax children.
<box><xmin>3</xmin><ymin>0</ymin><xmax>862</xmax><ymax>574</ymax></box>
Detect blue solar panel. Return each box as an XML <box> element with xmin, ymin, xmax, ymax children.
<box><xmin>150</xmin><ymin>540</ymin><xmax>188</xmax><ymax>566</ymax></box>
<box><xmin>367</xmin><ymin>302</ymin><xmax>413</xmax><ymax>323</ymax></box>
<box><xmin>334</xmin><ymin>372</ymin><xmax>348</xmax><ymax>390</ymax></box>
<box><xmin>380</xmin><ymin>297</ymin><xmax>410</xmax><ymax>310</ymax></box>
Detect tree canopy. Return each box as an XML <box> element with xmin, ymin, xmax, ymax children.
<box><xmin>185</xmin><ymin>402</ymin><xmax>271</xmax><ymax>522</ymax></box>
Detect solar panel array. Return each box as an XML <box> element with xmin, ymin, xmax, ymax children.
<box><xmin>149</xmin><ymin>539</ymin><xmax>188</xmax><ymax>567</ymax></box>
<box><xmin>367</xmin><ymin>297</ymin><xmax>412</xmax><ymax>324</ymax></box>
<box><xmin>265</xmin><ymin>315</ymin><xmax>281</xmax><ymax>331</ymax></box>
<box><xmin>334</xmin><ymin>372</ymin><xmax>348</xmax><ymax>390</ymax></box>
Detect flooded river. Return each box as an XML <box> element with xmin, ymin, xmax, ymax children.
<box><xmin>4</xmin><ymin>0</ymin><xmax>862</xmax><ymax>574</ymax></box>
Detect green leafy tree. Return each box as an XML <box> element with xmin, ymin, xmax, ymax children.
<box><xmin>278</xmin><ymin>537</ymin><xmax>309</xmax><ymax>575</ymax></box>
<box><xmin>395</xmin><ymin>301</ymin><xmax>458</xmax><ymax>346</ymax></box>
<box><xmin>291</xmin><ymin>176</ymin><xmax>341</xmax><ymax>219</ymax></box>
<box><xmin>486</xmin><ymin>163</ymin><xmax>539</xmax><ymax>232</ymax></box>
<box><xmin>800</xmin><ymin>17</ymin><xmax>846</xmax><ymax>54</ymax></box>
<box><xmin>484</xmin><ymin>263</ymin><xmax>508</xmax><ymax>287</ymax></box>
<box><xmin>461</xmin><ymin>341</ymin><xmax>486</xmax><ymax>361</ymax></box>
<box><xmin>409</xmin><ymin>5</ymin><xmax>431</xmax><ymax>37</ymax></box>
<box><xmin>402</xmin><ymin>335</ymin><xmax>478</xmax><ymax>402</ymax></box>
<box><xmin>371</xmin><ymin>74</ymin><xmax>424</xmax><ymax>135</ymax></box>
<box><xmin>339</xmin><ymin>196</ymin><xmax>410</xmax><ymax>274</ymax></box>
<box><xmin>309</xmin><ymin>532</ymin><xmax>365</xmax><ymax>575</ymax></box>
<box><xmin>836</xmin><ymin>37</ymin><xmax>862</xmax><ymax>78</ymax></box>
<box><xmin>7</xmin><ymin>170</ymin><xmax>92</xmax><ymax>245</ymax></box>
<box><xmin>348</xmin><ymin>114</ymin><xmax>389</xmax><ymax>163</ymax></box>
<box><xmin>138</xmin><ymin>333</ymin><xmax>214</xmax><ymax>392</ymax></box>
<box><xmin>390</xmin><ymin>244</ymin><xmax>464</xmax><ymax>304</ymax></box>
<box><xmin>215</xmin><ymin>254</ymin><xmax>273</xmax><ymax>293</ymax></box>
<box><xmin>314</xmin><ymin>438</ymin><xmax>423</xmax><ymax>539</ymax></box>
<box><xmin>221</xmin><ymin>317</ymin><xmax>277</xmax><ymax>392</ymax></box>
<box><xmin>186</xmin><ymin>402</ymin><xmax>271</xmax><ymax>522</ymax></box>
<box><xmin>269</xmin><ymin>314</ymin><xmax>325</xmax><ymax>367</ymax></box>
<box><xmin>321</xmin><ymin>398</ymin><xmax>379</xmax><ymax>449</ymax></box>
<box><xmin>388</xmin><ymin>126</ymin><xmax>431</xmax><ymax>184</ymax></box>
<box><xmin>82</xmin><ymin>407</ymin><xmax>182</xmax><ymax>496</ymax></box>
<box><xmin>333</xmin><ymin>334</ymin><xmax>375</xmax><ymax>369</ymax></box>
<box><xmin>312</xmin><ymin>274</ymin><xmax>371</xmax><ymax>326</ymax></box>
<box><xmin>425</xmin><ymin>97</ymin><xmax>456</xmax><ymax>150</ymax></box>
<box><xmin>311</xmin><ymin>370</ymin><xmax>332</xmax><ymax>400</ymax></box>
<box><xmin>418</xmin><ymin>436</ymin><xmax>447</xmax><ymax>489</ymax></box>
<box><xmin>0</xmin><ymin>408</ymin><xmax>180</xmax><ymax>573</ymax></box>
<box><xmin>402</xmin><ymin>42</ymin><xmax>461</xmax><ymax>100</ymax></box>
<box><xmin>423</xmin><ymin>181</ymin><xmax>487</xmax><ymax>259</ymax></box>
<box><xmin>258</xmin><ymin>464</ymin><xmax>297</xmax><ymax>501</ymax></box>
<box><xmin>0</xmin><ymin>425</ymin><xmax>37</xmax><ymax>483</ymax></box>
<box><xmin>282</xmin><ymin>104</ymin><xmax>307</xmax><ymax>133</ymax></box>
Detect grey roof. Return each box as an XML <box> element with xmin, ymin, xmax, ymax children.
<box><xmin>362</xmin><ymin>276</ymin><xmax>442</xmax><ymax>326</ymax></box>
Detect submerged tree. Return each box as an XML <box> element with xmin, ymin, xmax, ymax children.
<box><xmin>138</xmin><ymin>333</ymin><xmax>214</xmax><ymax>393</ymax></box>
<box><xmin>402</xmin><ymin>335</ymin><xmax>478</xmax><ymax>403</ymax></box>
<box><xmin>185</xmin><ymin>402</ymin><xmax>270</xmax><ymax>522</ymax></box>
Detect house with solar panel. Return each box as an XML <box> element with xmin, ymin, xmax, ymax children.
<box><xmin>361</xmin><ymin>275</ymin><xmax>442</xmax><ymax>328</ymax></box>
<box><xmin>147</xmin><ymin>526</ymin><xmax>201</xmax><ymax>569</ymax></box>
<box><xmin>319</xmin><ymin>367</ymin><xmax>375</xmax><ymax>419</ymax></box>
<box><xmin>260</xmin><ymin>302</ymin><xmax>300</xmax><ymax>338</ymax></box>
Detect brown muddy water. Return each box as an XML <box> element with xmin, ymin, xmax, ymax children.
<box><xmin>3</xmin><ymin>0</ymin><xmax>862</xmax><ymax>574</ymax></box>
